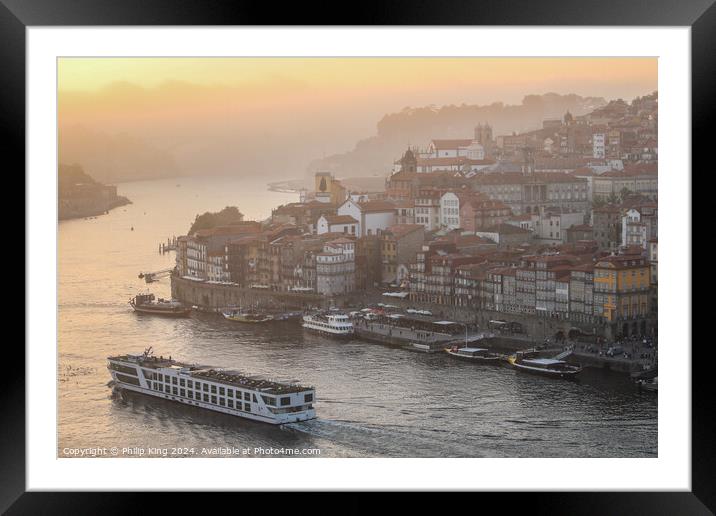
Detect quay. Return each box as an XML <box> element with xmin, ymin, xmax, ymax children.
<box><xmin>159</xmin><ymin>236</ymin><xmax>178</xmax><ymax>254</ymax></box>
<box><xmin>170</xmin><ymin>274</ymin><xmax>657</xmax><ymax>375</ymax></box>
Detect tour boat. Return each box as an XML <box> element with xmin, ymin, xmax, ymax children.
<box><xmin>445</xmin><ymin>346</ymin><xmax>503</xmax><ymax>363</ymax></box>
<box><xmin>221</xmin><ymin>310</ymin><xmax>274</xmax><ymax>324</ymax></box>
<box><xmin>107</xmin><ymin>348</ymin><xmax>316</xmax><ymax>425</ymax></box>
<box><xmin>302</xmin><ymin>312</ymin><xmax>354</xmax><ymax>337</ymax></box>
<box><xmin>129</xmin><ymin>293</ymin><xmax>191</xmax><ymax>317</ymax></box>
<box><xmin>507</xmin><ymin>352</ymin><xmax>582</xmax><ymax>378</ymax></box>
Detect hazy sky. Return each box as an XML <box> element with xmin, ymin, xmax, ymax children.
<box><xmin>60</xmin><ymin>57</ymin><xmax>656</xmax><ymax>104</ymax></box>
<box><xmin>58</xmin><ymin>57</ymin><xmax>657</xmax><ymax>180</ymax></box>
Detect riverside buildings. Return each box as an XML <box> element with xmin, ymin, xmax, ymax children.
<box><xmin>174</xmin><ymin>95</ymin><xmax>657</xmax><ymax>339</ymax></box>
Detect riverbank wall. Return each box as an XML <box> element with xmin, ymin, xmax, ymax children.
<box><xmin>171</xmin><ymin>276</ymin><xmax>608</xmax><ymax>339</ymax></box>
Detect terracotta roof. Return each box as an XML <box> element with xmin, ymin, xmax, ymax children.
<box><xmin>384</xmin><ymin>224</ymin><xmax>425</xmax><ymax>239</ymax></box>
<box><xmin>598</xmin><ymin>163</ymin><xmax>657</xmax><ymax>177</ymax></box>
<box><xmin>194</xmin><ymin>223</ymin><xmax>261</xmax><ymax>238</ymax></box>
<box><xmin>418</xmin><ymin>156</ymin><xmax>495</xmax><ymax>166</ymax></box>
<box><xmin>326</xmin><ymin>237</ymin><xmax>355</xmax><ymax>245</ymax></box>
<box><xmin>431</xmin><ymin>139</ymin><xmax>473</xmax><ymax>149</ymax></box>
<box><xmin>358</xmin><ymin>200</ymin><xmax>396</xmax><ymax>213</ymax></box>
<box><xmin>322</xmin><ymin>214</ymin><xmax>358</xmax><ymax>225</ymax></box>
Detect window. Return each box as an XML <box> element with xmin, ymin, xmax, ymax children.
<box><xmin>180</xmin><ymin>379</ymin><xmax>185</xmax><ymax>387</ymax></box>
<box><xmin>227</xmin><ymin>389</ymin><xmax>233</xmax><ymax>398</ymax></box>
<box><xmin>203</xmin><ymin>394</ymin><xmax>209</xmax><ymax>402</ymax></box>
<box><xmin>187</xmin><ymin>380</ymin><xmax>193</xmax><ymax>389</ymax></box>
<box><xmin>280</xmin><ymin>397</ymin><xmax>291</xmax><ymax>406</ymax></box>
<box><xmin>228</xmin><ymin>399</ymin><xmax>234</xmax><ymax>408</ymax></box>
<box><xmin>244</xmin><ymin>403</ymin><xmax>251</xmax><ymax>411</ymax></box>
<box><xmin>244</xmin><ymin>392</ymin><xmax>251</xmax><ymax>401</ymax></box>
<box><xmin>172</xmin><ymin>377</ymin><xmax>177</xmax><ymax>385</ymax></box>
<box><xmin>304</xmin><ymin>393</ymin><xmax>313</xmax><ymax>403</ymax></box>
<box><xmin>211</xmin><ymin>396</ymin><xmax>217</xmax><ymax>404</ymax></box>
<box><xmin>219</xmin><ymin>387</ymin><xmax>225</xmax><ymax>396</ymax></box>
<box><xmin>211</xmin><ymin>385</ymin><xmax>217</xmax><ymax>394</ymax></box>
<box><xmin>219</xmin><ymin>398</ymin><xmax>225</xmax><ymax>406</ymax></box>
<box><xmin>203</xmin><ymin>384</ymin><xmax>209</xmax><ymax>392</ymax></box>
<box><xmin>172</xmin><ymin>387</ymin><xmax>178</xmax><ymax>395</ymax></box>
<box><xmin>180</xmin><ymin>388</ymin><xmax>185</xmax><ymax>397</ymax></box>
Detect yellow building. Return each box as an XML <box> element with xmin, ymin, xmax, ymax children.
<box><xmin>315</xmin><ymin>171</ymin><xmax>347</xmax><ymax>206</ymax></box>
<box><xmin>594</xmin><ymin>255</ymin><xmax>650</xmax><ymax>334</ymax></box>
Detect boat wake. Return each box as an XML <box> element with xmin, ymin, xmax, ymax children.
<box><xmin>282</xmin><ymin>418</ymin><xmax>484</xmax><ymax>457</ymax></box>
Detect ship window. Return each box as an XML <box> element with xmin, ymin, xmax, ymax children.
<box><xmin>194</xmin><ymin>382</ymin><xmax>200</xmax><ymax>390</ymax></box>
<box><xmin>252</xmin><ymin>394</ymin><xmax>257</xmax><ymax>403</ymax></box>
<box><xmin>180</xmin><ymin>379</ymin><xmax>185</xmax><ymax>387</ymax></box>
<box><xmin>244</xmin><ymin>403</ymin><xmax>251</xmax><ymax>411</ymax></box>
<box><xmin>211</xmin><ymin>385</ymin><xmax>217</xmax><ymax>394</ymax></box>
<box><xmin>304</xmin><ymin>393</ymin><xmax>313</xmax><ymax>403</ymax></box>
<box><xmin>158</xmin><ymin>374</ymin><xmax>163</xmax><ymax>382</ymax></box>
<box><xmin>219</xmin><ymin>398</ymin><xmax>225</xmax><ymax>406</ymax></box>
<box><xmin>172</xmin><ymin>387</ymin><xmax>178</xmax><ymax>395</ymax></box>
<box><xmin>187</xmin><ymin>380</ymin><xmax>193</xmax><ymax>389</ymax></box>
<box><xmin>114</xmin><ymin>373</ymin><xmax>140</xmax><ymax>386</ymax></box>
<box><xmin>280</xmin><ymin>397</ymin><xmax>291</xmax><ymax>406</ymax></box>
<box><xmin>227</xmin><ymin>389</ymin><xmax>233</xmax><ymax>397</ymax></box>
<box><xmin>109</xmin><ymin>363</ymin><xmax>138</xmax><ymax>376</ymax></box>
<box><xmin>203</xmin><ymin>384</ymin><xmax>209</xmax><ymax>392</ymax></box>
<box><xmin>203</xmin><ymin>394</ymin><xmax>209</xmax><ymax>402</ymax></box>
<box><xmin>219</xmin><ymin>387</ymin><xmax>225</xmax><ymax>396</ymax></box>
<box><xmin>180</xmin><ymin>389</ymin><xmax>185</xmax><ymax>397</ymax></box>
<box><xmin>211</xmin><ymin>396</ymin><xmax>217</xmax><ymax>404</ymax></box>
<box><xmin>228</xmin><ymin>399</ymin><xmax>234</xmax><ymax>408</ymax></box>
<box><xmin>172</xmin><ymin>377</ymin><xmax>177</xmax><ymax>385</ymax></box>
<box><xmin>244</xmin><ymin>392</ymin><xmax>250</xmax><ymax>401</ymax></box>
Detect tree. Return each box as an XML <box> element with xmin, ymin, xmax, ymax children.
<box><xmin>188</xmin><ymin>206</ymin><xmax>244</xmax><ymax>235</ymax></box>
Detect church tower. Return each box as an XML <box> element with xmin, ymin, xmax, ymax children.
<box><xmin>399</xmin><ymin>147</ymin><xmax>417</xmax><ymax>173</ymax></box>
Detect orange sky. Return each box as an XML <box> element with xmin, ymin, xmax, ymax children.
<box><xmin>58</xmin><ymin>57</ymin><xmax>657</xmax><ymax>180</ymax></box>
<box><xmin>59</xmin><ymin>57</ymin><xmax>656</xmax><ymax>100</ymax></box>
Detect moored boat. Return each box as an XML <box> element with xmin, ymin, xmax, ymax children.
<box><xmin>507</xmin><ymin>351</ymin><xmax>582</xmax><ymax>378</ymax></box>
<box><xmin>302</xmin><ymin>312</ymin><xmax>354</xmax><ymax>337</ymax></box>
<box><xmin>636</xmin><ymin>376</ymin><xmax>658</xmax><ymax>392</ymax></box>
<box><xmin>222</xmin><ymin>310</ymin><xmax>274</xmax><ymax>324</ymax></box>
<box><xmin>445</xmin><ymin>346</ymin><xmax>503</xmax><ymax>363</ymax></box>
<box><xmin>129</xmin><ymin>293</ymin><xmax>191</xmax><ymax>317</ymax></box>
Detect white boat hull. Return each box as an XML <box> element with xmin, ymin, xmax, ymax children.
<box><xmin>113</xmin><ymin>382</ymin><xmax>316</xmax><ymax>425</ymax></box>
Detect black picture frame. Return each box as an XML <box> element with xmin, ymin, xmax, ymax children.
<box><xmin>4</xmin><ymin>0</ymin><xmax>711</xmax><ymax>512</ymax></box>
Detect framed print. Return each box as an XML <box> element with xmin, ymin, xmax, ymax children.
<box><xmin>4</xmin><ymin>0</ymin><xmax>713</xmax><ymax>512</ymax></box>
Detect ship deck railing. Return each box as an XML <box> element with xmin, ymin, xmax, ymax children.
<box><xmin>190</xmin><ymin>369</ymin><xmax>312</xmax><ymax>394</ymax></box>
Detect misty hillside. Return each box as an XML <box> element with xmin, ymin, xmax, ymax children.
<box><xmin>59</xmin><ymin>125</ymin><xmax>182</xmax><ymax>184</ymax></box>
<box><xmin>306</xmin><ymin>93</ymin><xmax>607</xmax><ymax>178</ymax></box>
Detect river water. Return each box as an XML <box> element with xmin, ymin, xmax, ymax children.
<box><xmin>58</xmin><ymin>176</ymin><xmax>657</xmax><ymax>458</ymax></box>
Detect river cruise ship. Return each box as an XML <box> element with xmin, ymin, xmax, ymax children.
<box><xmin>302</xmin><ymin>312</ymin><xmax>354</xmax><ymax>337</ymax></box>
<box><xmin>107</xmin><ymin>348</ymin><xmax>316</xmax><ymax>424</ymax></box>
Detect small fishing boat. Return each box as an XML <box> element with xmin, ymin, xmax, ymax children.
<box><xmin>445</xmin><ymin>346</ymin><xmax>503</xmax><ymax>363</ymax></box>
<box><xmin>507</xmin><ymin>351</ymin><xmax>582</xmax><ymax>378</ymax></box>
<box><xmin>636</xmin><ymin>376</ymin><xmax>658</xmax><ymax>392</ymax></box>
<box><xmin>129</xmin><ymin>293</ymin><xmax>191</xmax><ymax>317</ymax></box>
<box><xmin>222</xmin><ymin>310</ymin><xmax>274</xmax><ymax>324</ymax></box>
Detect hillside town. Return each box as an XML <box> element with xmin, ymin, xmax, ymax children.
<box><xmin>173</xmin><ymin>92</ymin><xmax>658</xmax><ymax>342</ymax></box>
